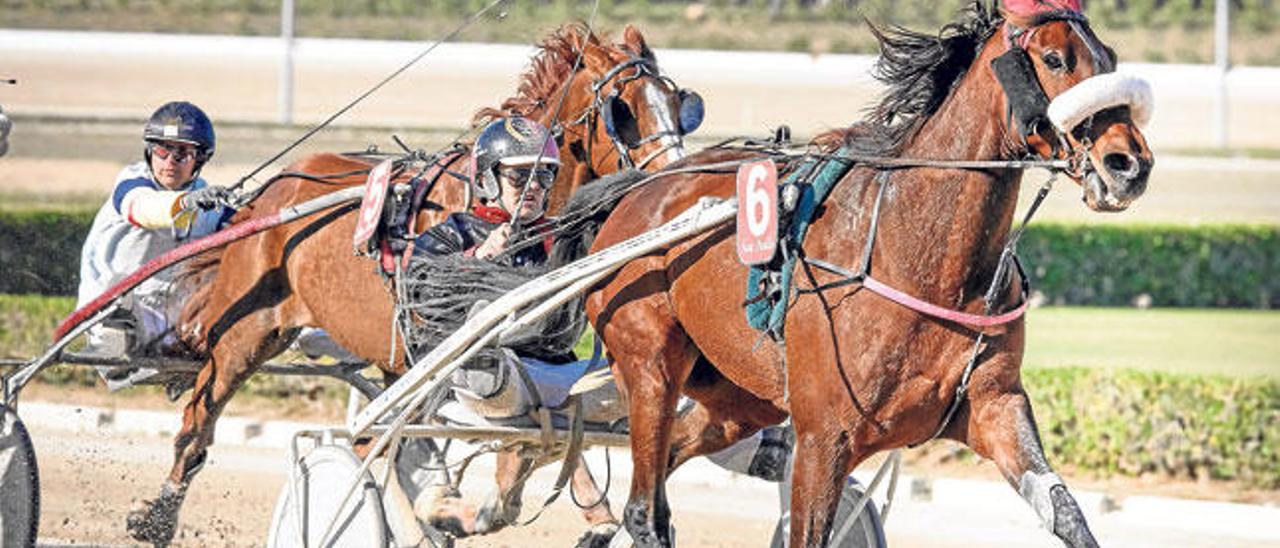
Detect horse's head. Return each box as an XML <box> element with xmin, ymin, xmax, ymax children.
<box><xmin>567</xmin><ymin>25</ymin><xmax>703</xmax><ymax>175</ymax></box>
<box><xmin>991</xmin><ymin>4</ymin><xmax>1154</xmax><ymax>211</ymax></box>
<box><xmin>479</xmin><ymin>24</ymin><xmax>703</xmax><ymax>213</ymax></box>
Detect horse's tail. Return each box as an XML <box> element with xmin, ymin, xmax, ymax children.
<box><xmin>549</xmin><ymin>168</ymin><xmax>648</xmax><ymax>268</ymax></box>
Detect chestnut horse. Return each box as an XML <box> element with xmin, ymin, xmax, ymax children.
<box><xmin>582</xmin><ymin>3</ymin><xmax>1151</xmax><ymax>547</ymax></box>
<box><xmin>125</xmin><ymin>24</ymin><xmax>698</xmax><ymax>546</ymax></box>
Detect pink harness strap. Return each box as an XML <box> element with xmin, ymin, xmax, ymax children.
<box><xmin>861</xmin><ymin>275</ymin><xmax>1028</xmax><ymax>330</ymax></box>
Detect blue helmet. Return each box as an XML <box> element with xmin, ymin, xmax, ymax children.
<box><xmin>143</xmin><ymin>101</ymin><xmax>215</xmax><ymax>169</ymax></box>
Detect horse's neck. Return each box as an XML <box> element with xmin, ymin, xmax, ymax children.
<box><xmin>869</xmin><ymin>43</ymin><xmax>1023</xmax><ymax>303</ymax></box>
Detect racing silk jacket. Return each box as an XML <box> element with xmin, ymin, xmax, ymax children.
<box><xmin>76</xmin><ymin>161</ymin><xmax>232</xmax><ymax>307</ymax></box>
<box><xmin>413</xmin><ymin>206</ymin><xmax>551</xmax><ymax>267</ymax></box>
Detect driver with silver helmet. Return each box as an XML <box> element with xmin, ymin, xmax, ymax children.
<box><xmin>77</xmin><ymin>101</ymin><xmax>233</xmax><ymax>385</ymax></box>
<box><xmin>413</xmin><ymin>116</ymin><xmax>564</xmax><ymax>416</ymax></box>
<box><xmin>415</xmin><ymin>116</ymin><xmax>559</xmax><ymax>264</ymax></box>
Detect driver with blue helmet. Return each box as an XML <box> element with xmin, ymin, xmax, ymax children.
<box><xmin>77</xmin><ymin>101</ymin><xmax>233</xmax><ymax>385</ymax></box>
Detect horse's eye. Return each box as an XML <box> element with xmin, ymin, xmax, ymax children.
<box><xmin>1042</xmin><ymin>51</ymin><xmax>1065</xmax><ymax>72</ymax></box>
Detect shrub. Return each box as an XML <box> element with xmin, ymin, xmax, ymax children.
<box><xmin>1026</xmin><ymin>367</ymin><xmax>1280</xmax><ymax>489</ymax></box>
<box><xmin>0</xmin><ymin>210</ymin><xmax>95</xmax><ymax>296</ymax></box>
<box><xmin>1021</xmin><ymin>223</ymin><xmax>1280</xmax><ymax>309</ymax></box>
<box><xmin>2</xmin><ymin>211</ymin><xmax>1277</xmax><ymax>309</ymax></box>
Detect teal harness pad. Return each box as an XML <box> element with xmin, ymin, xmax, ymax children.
<box><xmin>744</xmin><ymin>147</ymin><xmax>856</xmax><ymax>338</ymax></box>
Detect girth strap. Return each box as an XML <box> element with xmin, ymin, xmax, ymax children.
<box><xmin>800</xmin><ymin>258</ymin><xmax>1030</xmax><ymax>332</ymax></box>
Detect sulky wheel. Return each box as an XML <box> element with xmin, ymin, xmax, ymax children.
<box><xmin>770</xmin><ymin>475</ymin><xmax>888</xmax><ymax>548</ymax></box>
<box><xmin>0</xmin><ymin>404</ymin><xmax>39</xmax><ymax>546</ymax></box>
<box><xmin>266</xmin><ymin>444</ymin><xmax>387</xmax><ymax>547</ymax></box>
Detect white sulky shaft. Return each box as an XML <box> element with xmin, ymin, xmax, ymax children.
<box><xmin>350</xmin><ymin>196</ymin><xmax>738</xmax><ymax>435</ymax></box>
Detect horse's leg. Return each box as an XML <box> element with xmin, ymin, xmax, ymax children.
<box><xmin>423</xmin><ymin>449</ymin><xmax>532</xmax><ymax>537</ymax></box>
<box><xmin>612</xmin><ymin>332</ymin><xmax>696</xmax><ymax>548</ymax></box>
<box><xmin>126</xmin><ymin>311</ymin><xmax>285</xmax><ymax>545</ymax></box>
<box><xmin>963</xmin><ymin>387</ymin><xmax>1098</xmax><ymax>548</ymax></box>
<box><xmin>667</xmin><ymin>359</ymin><xmax>788</xmax><ymax>473</ymax></box>
<box><xmin>786</xmin><ymin>415</ymin><xmax>852</xmax><ymax>548</ymax></box>
<box><xmin>570</xmin><ymin>455</ymin><xmax>620</xmax><ymax>548</ymax></box>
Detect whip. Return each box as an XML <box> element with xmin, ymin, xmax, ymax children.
<box><xmin>229</xmin><ymin>0</ymin><xmax>512</xmax><ymax>194</ymax></box>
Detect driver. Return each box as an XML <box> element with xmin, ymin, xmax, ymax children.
<box><xmin>76</xmin><ymin>101</ymin><xmax>232</xmax><ymax>386</ymax></box>
<box><xmin>413</xmin><ymin>116</ymin><xmax>562</xmax><ymax>414</ymax></box>
<box><xmin>415</xmin><ymin>116</ymin><xmax>557</xmax><ymax>265</ymax></box>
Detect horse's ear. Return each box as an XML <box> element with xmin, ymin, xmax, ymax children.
<box><xmin>622</xmin><ymin>25</ymin><xmax>655</xmax><ymax>62</ymax></box>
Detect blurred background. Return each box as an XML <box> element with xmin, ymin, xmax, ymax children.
<box><xmin>0</xmin><ymin>1</ymin><xmax>1275</xmax><ymax>546</ymax></box>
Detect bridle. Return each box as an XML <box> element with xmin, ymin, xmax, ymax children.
<box><xmin>563</xmin><ymin>56</ymin><xmax>692</xmax><ymax>172</ymax></box>
<box><xmin>994</xmin><ymin>10</ymin><xmax>1115</xmax><ymax>178</ymax></box>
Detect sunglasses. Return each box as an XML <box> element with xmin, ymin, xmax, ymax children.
<box><xmin>149</xmin><ymin>142</ymin><xmax>200</xmax><ymax>163</ymax></box>
<box><xmin>500</xmin><ymin>166</ymin><xmax>557</xmax><ymax>190</ymax></box>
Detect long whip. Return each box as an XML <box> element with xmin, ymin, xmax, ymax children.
<box><xmin>229</xmin><ymin>0</ymin><xmax>511</xmax><ymax>193</ymax></box>
<box><xmin>509</xmin><ymin>0</ymin><xmax>602</xmax><ymax>238</ymax></box>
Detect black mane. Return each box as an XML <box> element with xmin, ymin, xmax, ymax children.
<box><xmin>817</xmin><ymin>1</ymin><xmax>1003</xmax><ymax>154</ymax></box>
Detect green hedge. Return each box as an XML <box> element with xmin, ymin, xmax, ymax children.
<box><xmin>0</xmin><ymin>209</ymin><xmax>94</xmax><ymax>296</ymax></box>
<box><xmin>2</xmin><ymin>210</ymin><xmax>1276</xmax><ymax>308</ymax></box>
<box><xmin>1026</xmin><ymin>367</ymin><xmax>1280</xmax><ymax>489</ymax></box>
<box><xmin>1021</xmin><ymin>223</ymin><xmax>1279</xmax><ymax>309</ymax></box>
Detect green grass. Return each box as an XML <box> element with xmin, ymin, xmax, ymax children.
<box><xmin>0</xmin><ymin>293</ymin><xmax>75</xmax><ymax>358</ymax></box>
<box><xmin>1025</xmin><ymin>306</ymin><xmax>1280</xmax><ymax>379</ymax></box>
<box><xmin>0</xmin><ymin>191</ymin><xmax>103</xmax><ymax>212</ymax></box>
<box><xmin>6</xmin><ymin>296</ymin><xmax>1276</xmax><ymax>380</ymax></box>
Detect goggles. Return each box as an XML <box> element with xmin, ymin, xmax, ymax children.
<box><xmin>500</xmin><ymin>166</ymin><xmax>557</xmax><ymax>190</ymax></box>
<box><xmin>149</xmin><ymin>141</ymin><xmax>201</xmax><ymax>163</ymax></box>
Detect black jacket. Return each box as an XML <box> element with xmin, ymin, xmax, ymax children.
<box><xmin>413</xmin><ymin>212</ymin><xmax>549</xmax><ymax>267</ymax></box>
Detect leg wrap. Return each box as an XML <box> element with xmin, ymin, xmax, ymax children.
<box><xmin>1018</xmin><ymin>470</ymin><xmax>1065</xmax><ymax>532</ymax></box>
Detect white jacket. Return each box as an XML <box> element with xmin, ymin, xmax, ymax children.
<box><xmin>76</xmin><ymin>161</ymin><xmax>230</xmax><ymax>307</ymax></box>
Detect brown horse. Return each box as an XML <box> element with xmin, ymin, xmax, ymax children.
<box><xmin>582</xmin><ymin>3</ymin><xmax>1151</xmax><ymax>547</ymax></box>
<box><xmin>125</xmin><ymin>24</ymin><xmax>697</xmax><ymax>546</ymax></box>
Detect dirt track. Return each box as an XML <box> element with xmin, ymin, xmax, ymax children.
<box><xmin>29</xmin><ymin>422</ymin><xmax>777</xmax><ymax>547</ymax></box>
<box><xmin>28</xmin><ymin>412</ymin><xmax>1278</xmax><ymax>547</ymax></box>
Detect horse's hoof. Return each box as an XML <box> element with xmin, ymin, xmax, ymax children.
<box><xmin>575</xmin><ymin>522</ymin><xmax>620</xmax><ymax>548</ymax></box>
<box><xmin>126</xmin><ymin>503</ymin><xmax>175</xmax><ymax>547</ymax></box>
<box><xmin>422</xmin><ymin>489</ymin><xmax>476</xmax><ymax>538</ymax></box>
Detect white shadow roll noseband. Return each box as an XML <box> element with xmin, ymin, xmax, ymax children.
<box><xmin>1047</xmin><ymin>72</ymin><xmax>1153</xmax><ymax>133</ymax></box>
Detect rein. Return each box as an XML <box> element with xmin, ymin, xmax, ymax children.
<box><xmin>791</xmin><ymin>161</ymin><xmax>1058</xmax><ymax>446</ymax></box>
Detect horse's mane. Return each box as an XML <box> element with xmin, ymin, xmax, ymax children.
<box><xmin>814</xmin><ymin>0</ymin><xmax>1002</xmax><ymax>154</ymax></box>
<box><xmin>472</xmin><ymin>23</ymin><xmax>611</xmax><ymax>126</ymax></box>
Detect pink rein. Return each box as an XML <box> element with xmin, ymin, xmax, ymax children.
<box><xmin>54</xmin><ymin>187</ymin><xmax>364</xmax><ymax>340</ymax></box>
<box><xmin>861</xmin><ymin>275</ymin><xmax>1028</xmax><ymax>330</ymax></box>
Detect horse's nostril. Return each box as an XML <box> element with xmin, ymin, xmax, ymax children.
<box><xmin>1103</xmin><ymin>152</ymin><xmax>1139</xmax><ymax>179</ymax></box>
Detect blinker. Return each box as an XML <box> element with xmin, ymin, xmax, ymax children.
<box><xmin>991</xmin><ymin>46</ymin><xmax>1051</xmax><ymax>143</ymax></box>
<box><xmin>677</xmin><ymin>89</ymin><xmax>704</xmax><ymax>135</ymax></box>
<box><xmin>601</xmin><ymin>93</ymin><xmax>641</xmax><ymax>149</ymax></box>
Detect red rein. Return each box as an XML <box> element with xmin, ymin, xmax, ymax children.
<box><xmin>54</xmin><ymin>211</ymin><xmax>289</xmax><ymax>340</ymax></box>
